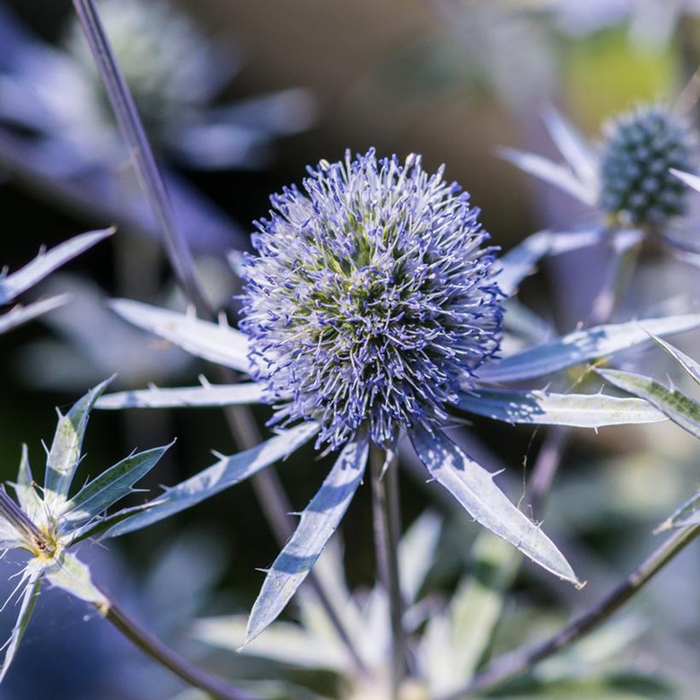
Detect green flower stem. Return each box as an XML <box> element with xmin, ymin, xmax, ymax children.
<box><xmin>98</xmin><ymin>587</ymin><xmax>253</xmax><ymax>700</ymax></box>
<box><xmin>447</xmin><ymin>524</ymin><xmax>700</xmax><ymax>699</ymax></box>
<box><xmin>72</xmin><ymin>0</ymin><xmax>365</xmax><ymax>674</ymax></box>
<box><xmin>370</xmin><ymin>445</ymin><xmax>406</xmax><ymax>697</ymax></box>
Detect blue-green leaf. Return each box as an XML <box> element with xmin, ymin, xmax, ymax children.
<box><xmin>0</xmin><ymin>295</ymin><xmax>71</xmax><ymax>335</ymax></box>
<box><xmin>44</xmin><ymin>378</ymin><xmax>114</xmax><ymax>505</ymax></box>
<box><xmin>648</xmin><ymin>334</ymin><xmax>700</xmax><ymax>387</ymax></box>
<box><xmin>0</xmin><ymin>228</ymin><xmax>114</xmax><ymax>305</ymax></box>
<box><xmin>411</xmin><ymin>427</ymin><xmax>579</xmax><ymax>586</ymax></box>
<box><xmin>96</xmin><ymin>383</ymin><xmax>266</xmax><ymax>409</ymax></box>
<box><xmin>479</xmin><ymin>315</ymin><xmax>700</xmax><ymax>384</ymax></box>
<box><xmin>103</xmin><ymin>422</ymin><xmax>320</xmax><ymax>538</ymax></box>
<box><xmin>110</xmin><ymin>299</ymin><xmax>251</xmax><ymax>373</ymax></box>
<box><xmin>62</xmin><ymin>443</ymin><xmax>173</xmax><ymax>526</ymax></box>
<box><xmin>456</xmin><ymin>388</ymin><xmax>666</xmax><ymax>427</ymax></box>
<box><xmin>598</xmin><ymin>368</ymin><xmax>700</xmax><ymax>440</ymax></box>
<box><xmin>245</xmin><ymin>436</ymin><xmax>368</xmax><ymax>646</ymax></box>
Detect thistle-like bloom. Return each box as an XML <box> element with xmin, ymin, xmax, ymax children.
<box><xmin>0</xmin><ymin>380</ymin><xmax>170</xmax><ymax>681</ymax></box>
<box><xmin>503</xmin><ymin>102</ymin><xmax>699</xmax><ymax>242</ymax></box>
<box><xmin>598</xmin><ymin>105</ymin><xmax>695</xmax><ymax>227</ymax></box>
<box><xmin>96</xmin><ymin>150</ymin><xmax>700</xmax><ymax>646</ymax></box>
<box><xmin>241</xmin><ymin>150</ymin><xmax>503</xmax><ymax>449</ymax></box>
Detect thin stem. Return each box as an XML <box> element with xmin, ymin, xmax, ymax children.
<box><xmin>72</xmin><ymin>0</ymin><xmax>364</xmax><ymax>671</ymax></box>
<box><xmin>370</xmin><ymin>445</ymin><xmax>405</xmax><ymax>697</ymax></box>
<box><xmin>526</xmin><ymin>427</ymin><xmax>571</xmax><ymax>520</ymax></box>
<box><xmin>71</xmin><ymin>0</ymin><xmax>209</xmax><ymax>316</ymax></box>
<box><xmin>98</xmin><ymin>587</ymin><xmax>252</xmax><ymax>700</ymax></box>
<box><xmin>448</xmin><ymin>525</ymin><xmax>700</xmax><ymax>699</ymax></box>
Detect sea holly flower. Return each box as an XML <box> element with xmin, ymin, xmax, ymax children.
<box><xmin>96</xmin><ymin>150</ymin><xmax>700</xmax><ymax>644</ymax></box>
<box><xmin>0</xmin><ymin>379</ymin><xmax>171</xmax><ymax>681</ymax></box>
<box><xmin>502</xmin><ymin>103</ymin><xmax>699</xmax><ymax>248</ymax></box>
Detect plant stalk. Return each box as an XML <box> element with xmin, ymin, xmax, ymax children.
<box><xmin>449</xmin><ymin>525</ymin><xmax>700</xmax><ymax>698</ymax></box>
<box><xmin>98</xmin><ymin>587</ymin><xmax>252</xmax><ymax>700</ymax></box>
<box><xmin>370</xmin><ymin>445</ymin><xmax>405</xmax><ymax>697</ymax></box>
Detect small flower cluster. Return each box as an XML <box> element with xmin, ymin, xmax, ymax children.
<box><xmin>598</xmin><ymin>105</ymin><xmax>696</xmax><ymax>228</ymax></box>
<box><xmin>241</xmin><ymin>150</ymin><xmax>504</xmax><ymax>449</ymax></box>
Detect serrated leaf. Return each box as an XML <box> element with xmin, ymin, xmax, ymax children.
<box><xmin>62</xmin><ymin>443</ymin><xmax>172</xmax><ymax>526</ymax></box>
<box><xmin>598</xmin><ymin>368</ymin><xmax>700</xmax><ymax>439</ymax></box>
<box><xmin>648</xmin><ymin>334</ymin><xmax>700</xmax><ymax>388</ymax></box>
<box><xmin>45</xmin><ymin>551</ymin><xmax>108</xmax><ymax>609</ymax></box>
<box><xmin>103</xmin><ymin>422</ymin><xmax>320</xmax><ymax>538</ymax></box>
<box><xmin>69</xmin><ymin>502</ymin><xmax>157</xmax><ymax>545</ymax></box>
<box><xmin>0</xmin><ymin>295</ymin><xmax>70</xmax><ymax>334</ymax></box>
<box><xmin>0</xmin><ymin>228</ymin><xmax>114</xmax><ymax>305</ymax></box>
<box><xmin>44</xmin><ymin>378</ymin><xmax>114</xmax><ymax>505</ymax></box>
<box><xmin>110</xmin><ymin>299</ymin><xmax>251</xmax><ymax>373</ymax></box>
<box><xmin>245</xmin><ymin>436</ymin><xmax>368</xmax><ymax>646</ymax></box>
<box><xmin>479</xmin><ymin>315</ymin><xmax>700</xmax><ymax>384</ymax></box>
<box><xmin>96</xmin><ymin>383</ymin><xmax>266</xmax><ymax>410</ymax></box>
<box><xmin>499</xmin><ymin>147</ymin><xmax>595</xmax><ymax>205</ymax></box>
<box><xmin>0</xmin><ymin>562</ymin><xmax>44</xmax><ymax>683</ymax></box>
<box><xmin>456</xmin><ymin>389</ymin><xmax>666</xmax><ymax>427</ymax></box>
<box><xmin>411</xmin><ymin>427</ymin><xmax>579</xmax><ymax>585</ymax></box>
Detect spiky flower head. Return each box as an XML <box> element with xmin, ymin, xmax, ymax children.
<box><xmin>241</xmin><ymin>150</ymin><xmax>503</xmax><ymax>449</ymax></box>
<box><xmin>598</xmin><ymin>104</ymin><xmax>696</xmax><ymax>228</ymax></box>
<box><xmin>65</xmin><ymin>0</ymin><xmax>219</xmax><ymax>133</ymax></box>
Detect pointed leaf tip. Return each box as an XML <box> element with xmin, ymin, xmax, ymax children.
<box><xmin>411</xmin><ymin>427</ymin><xmax>579</xmax><ymax>586</ymax></box>
<box><xmin>245</xmin><ymin>436</ymin><xmax>368</xmax><ymax>644</ymax></box>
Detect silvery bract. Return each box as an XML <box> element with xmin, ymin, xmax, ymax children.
<box><xmin>0</xmin><ymin>380</ymin><xmax>171</xmax><ymax>681</ymax></box>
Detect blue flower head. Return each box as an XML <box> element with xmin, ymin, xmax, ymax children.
<box><xmin>598</xmin><ymin>105</ymin><xmax>696</xmax><ymax>228</ymax></box>
<box><xmin>241</xmin><ymin>150</ymin><xmax>504</xmax><ymax>449</ymax></box>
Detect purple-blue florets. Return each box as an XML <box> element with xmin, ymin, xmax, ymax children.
<box><xmin>241</xmin><ymin>150</ymin><xmax>503</xmax><ymax>449</ymax></box>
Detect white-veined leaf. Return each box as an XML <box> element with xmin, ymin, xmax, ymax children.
<box><xmin>648</xmin><ymin>334</ymin><xmax>700</xmax><ymax>387</ymax></box>
<box><xmin>110</xmin><ymin>299</ymin><xmax>251</xmax><ymax>373</ymax></box>
<box><xmin>478</xmin><ymin>314</ymin><xmax>700</xmax><ymax>384</ymax></box>
<box><xmin>456</xmin><ymin>388</ymin><xmax>666</xmax><ymax>427</ymax></box>
<box><xmin>102</xmin><ymin>422</ymin><xmax>319</xmax><ymax>538</ymax></box>
<box><xmin>598</xmin><ymin>368</ymin><xmax>700</xmax><ymax>440</ymax></box>
<box><xmin>96</xmin><ymin>383</ymin><xmax>266</xmax><ymax>409</ymax></box>
<box><xmin>62</xmin><ymin>443</ymin><xmax>173</xmax><ymax>525</ymax></box>
<box><xmin>411</xmin><ymin>427</ymin><xmax>579</xmax><ymax>586</ymax></box>
<box><xmin>44</xmin><ymin>377</ymin><xmax>114</xmax><ymax>505</ymax></box>
<box><xmin>0</xmin><ymin>228</ymin><xmax>114</xmax><ymax>305</ymax></box>
<box><xmin>245</xmin><ymin>435</ymin><xmax>368</xmax><ymax>646</ymax></box>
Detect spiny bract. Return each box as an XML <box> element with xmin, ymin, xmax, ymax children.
<box><xmin>598</xmin><ymin>104</ymin><xmax>696</xmax><ymax>227</ymax></box>
<box><xmin>241</xmin><ymin>149</ymin><xmax>504</xmax><ymax>449</ymax></box>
